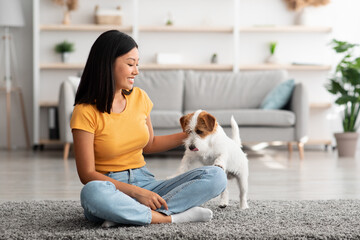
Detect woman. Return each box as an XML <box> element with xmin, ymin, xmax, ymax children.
<box><xmin>70</xmin><ymin>30</ymin><xmax>227</xmax><ymax>226</ymax></box>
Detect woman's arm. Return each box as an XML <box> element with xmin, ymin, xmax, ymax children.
<box><xmin>72</xmin><ymin>129</ymin><xmax>168</xmax><ymax>210</ymax></box>
<box><xmin>143</xmin><ymin>115</ymin><xmax>187</xmax><ymax>154</ymax></box>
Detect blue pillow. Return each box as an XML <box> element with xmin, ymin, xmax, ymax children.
<box><xmin>260</xmin><ymin>79</ymin><xmax>295</xmax><ymax>109</ymax></box>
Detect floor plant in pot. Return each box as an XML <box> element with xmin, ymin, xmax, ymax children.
<box><xmin>326</xmin><ymin>39</ymin><xmax>360</xmax><ymax>157</ymax></box>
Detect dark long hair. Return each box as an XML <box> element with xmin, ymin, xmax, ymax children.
<box><xmin>74</xmin><ymin>30</ymin><xmax>138</xmax><ymax>113</ymax></box>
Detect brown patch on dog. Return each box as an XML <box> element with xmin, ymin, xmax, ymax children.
<box><xmin>180</xmin><ymin>112</ymin><xmax>194</xmax><ymax>133</ymax></box>
<box><xmin>196</xmin><ymin>111</ymin><xmax>218</xmax><ymax>138</ymax></box>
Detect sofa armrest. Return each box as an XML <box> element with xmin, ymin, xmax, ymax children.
<box><xmin>58</xmin><ymin>81</ymin><xmax>76</xmax><ymax>144</ymax></box>
<box><xmin>290</xmin><ymin>83</ymin><xmax>309</xmax><ymax>142</ymax></box>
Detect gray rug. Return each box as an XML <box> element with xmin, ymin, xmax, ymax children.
<box><xmin>1</xmin><ymin>200</ymin><xmax>360</xmax><ymax>239</ymax></box>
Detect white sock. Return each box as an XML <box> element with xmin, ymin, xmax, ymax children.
<box><xmin>101</xmin><ymin>220</ymin><xmax>118</xmax><ymax>228</ymax></box>
<box><xmin>171</xmin><ymin>207</ymin><xmax>213</xmax><ymax>223</ymax></box>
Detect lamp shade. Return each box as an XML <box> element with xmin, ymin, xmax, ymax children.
<box><xmin>0</xmin><ymin>0</ymin><xmax>25</xmax><ymax>27</ymax></box>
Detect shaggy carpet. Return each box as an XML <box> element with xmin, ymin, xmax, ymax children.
<box><xmin>1</xmin><ymin>200</ymin><xmax>360</xmax><ymax>239</ymax></box>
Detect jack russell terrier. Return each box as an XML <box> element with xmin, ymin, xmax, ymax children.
<box><xmin>174</xmin><ymin>109</ymin><xmax>249</xmax><ymax>209</ymax></box>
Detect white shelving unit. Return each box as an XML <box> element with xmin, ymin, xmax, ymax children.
<box><xmin>33</xmin><ymin>0</ymin><xmax>333</xmax><ymax>147</ymax></box>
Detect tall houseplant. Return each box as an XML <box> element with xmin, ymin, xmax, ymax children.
<box><xmin>326</xmin><ymin>39</ymin><xmax>360</xmax><ymax>157</ymax></box>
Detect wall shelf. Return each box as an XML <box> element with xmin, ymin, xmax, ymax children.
<box><xmin>40</xmin><ymin>63</ymin><xmax>85</xmax><ymax>70</ymax></box>
<box><xmin>40</xmin><ymin>24</ymin><xmax>132</xmax><ymax>32</ymax></box>
<box><xmin>140</xmin><ymin>64</ymin><xmax>233</xmax><ymax>71</ymax></box>
<box><xmin>139</xmin><ymin>25</ymin><xmax>233</xmax><ymax>33</ymax></box>
<box><xmin>40</xmin><ymin>101</ymin><xmax>58</xmax><ymax>108</ymax></box>
<box><xmin>40</xmin><ymin>63</ymin><xmax>330</xmax><ymax>71</ymax></box>
<box><xmin>310</xmin><ymin>102</ymin><xmax>332</xmax><ymax>109</ymax></box>
<box><xmin>239</xmin><ymin>64</ymin><xmax>331</xmax><ymax>71</ymax></box>
<box><xmin>240</xmin><ymin>25</ymin><xmax>332</xmax><ymax>33</ymax></box>
<box><xmin>33</xmin><ymin>0</ymin><xmax>334</xmax><ymax>148</ymax></box>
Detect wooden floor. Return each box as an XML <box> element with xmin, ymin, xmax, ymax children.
<box><xmin>1</xmin><ymin>148</ymin><xmax>360</xmax><ymax>203</ymax></box>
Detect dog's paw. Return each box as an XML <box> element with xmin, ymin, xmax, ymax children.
<box><xmin>214</xmin><ymin>164</ymin><xmax>225</xmax><ymax>170</ymax></box>
<box><xmin>101</xmin><ymin>220</ymin><xmax>118</xmax><ymax>228</ymax></box>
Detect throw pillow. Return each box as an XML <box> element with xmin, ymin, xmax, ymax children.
<box><xmin>260</xmin><ymin>79</ymin><xmax>295</xmax><ymax>109</ymax></box>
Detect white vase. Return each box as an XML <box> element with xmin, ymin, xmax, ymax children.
<box><xmin>265</xmin><ymin>54</ymin><xmax>278</xmax><ymax>64</ymax></box>
<box><xmin>294</xmin><ymin>6</ymin><xmax>333</xmax><ymax>26</ymax></box>
<box><xmin>61</xmin><ymin>52</ymin><xmax>70</xmax><ymax>63</ymax></box>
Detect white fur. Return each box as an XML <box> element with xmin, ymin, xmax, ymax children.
<box><xmin>175</xmin><ymin>110</ymin><xmax>249</xmax><ymax>209</ymax></box>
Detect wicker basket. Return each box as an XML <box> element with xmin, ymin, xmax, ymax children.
<box><xmin>95</xmin><ymin>6</ymin><xmax>122</xmax><ymax>25</ymax></box>
<box><xmin>95</xmin><ymin>15</ymin><xmax>122</xmax><ymax>25</ymax></box>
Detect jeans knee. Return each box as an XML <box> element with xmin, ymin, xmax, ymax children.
<box><xmin>205</xmin><ymin>166</ymin><xmax>227</xmax><ymax>195</ymax></box>
<box><xmin>81</xmin><ymin>180</ymin><xmax>115</xmax><ymax>206</ymax></box>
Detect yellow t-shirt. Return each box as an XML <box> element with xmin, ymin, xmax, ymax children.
<box><xmin>70</xmin><ymin>87</ymin><xmax>153</xmax><ymax>173</ymax></box>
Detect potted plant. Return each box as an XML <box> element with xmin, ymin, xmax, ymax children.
<box><xmin>55</xmin><ymin>40</ymin><xmax>75</xmax><ymax>63</ymax></box>
<box><xmin>325</xmin><ymin>39</ymin><xmax>360</xmax><ymax>157</ymax></box>
<box><xmin>265</xmin><ymin>42</ymin><xmax>278</xmax><ymax>64</ymax></box>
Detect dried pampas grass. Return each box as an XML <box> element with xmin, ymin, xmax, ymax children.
<box><xmin>284</xmin><ymin>0</ymin><xmax>330</xmax><ymax>11</ymax></box>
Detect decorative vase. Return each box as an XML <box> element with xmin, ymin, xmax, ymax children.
<box><xmin>63</xmin><ymin>10</ymin><xmax>71</xmax><ymax>25</ymax></box>
<box><xmin>61</xmin><ymin>52</ymin><xmax>70</xmax><ymax>63</ymax></box>
<box><xmin>294</xmin><ymin>6</ymin><xmax>333</xmax><ymax>26</ymax></box>
<box><xmin>334</xmin><ymin>132</ymin><xmax>359</xmax><ymax>157</ymax></box>
<box><xmin>265</xmin><ymin>54</ymin><xmax>278</xmax><ymax>64</ymax></box>
<box><xmin>294</xmin><ymin>8</ymin><xmax>305</xmax><ymax>25</ymax></box>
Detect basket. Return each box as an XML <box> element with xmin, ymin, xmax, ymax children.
<box><xmin>95</xmin><ymin>6</ymin><xmax>122</xmax><ymax>25</ymax></box>
<box><xmin>95</xmin><ymin>15</ymin><xmax>122</xmax><ymax>25</ymax></box>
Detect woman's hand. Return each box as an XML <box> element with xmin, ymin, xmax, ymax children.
<box><xmin>133</xmin><ymin>187</ymin><xmax>168</xmax><ymax>211</ymax></box>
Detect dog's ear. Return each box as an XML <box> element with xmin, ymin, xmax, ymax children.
<box><xmin>180</xmin><ymin>113</ymin><xmax>194</xmax><ymax>132</ymax></box>
<box><xmin>180</xmin><ymin>116</ymin><xmax>187</xmax><ymax>132</ymax></box>
<box><xmin>199</xmin><ymin>112</ymin><xmax>217</xmax><ymax>132</ymax></box>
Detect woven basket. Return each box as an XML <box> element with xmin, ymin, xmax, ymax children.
<box><xmin>94</xmin><ymin>5</ymin><xmax>122</xmax><ymax>25</ymax></box>
<box><xmin>95</xmin><ymin>15</ymin><xmax>122</xmax><ymax>25</ymax></box>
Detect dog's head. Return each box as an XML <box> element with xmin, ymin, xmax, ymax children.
<box><xmin>180</xmin><ymin>110</ymin><xmax>218</xmax><ymax>152</ymax></box>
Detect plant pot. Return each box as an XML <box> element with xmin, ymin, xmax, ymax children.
<box><xmin>334</xmin><ymin>132</ymin><xmax>359</xmax><ymax>157</ymax></box>
<box><xmin>61</xmin><ymin>52</ymin><xmax>70</xmax><ymax>63</ymax></box>
<box><xmin>265</xmin><ymin>54</ymin><xmax>278</xmax><ymax>64</ymax></box>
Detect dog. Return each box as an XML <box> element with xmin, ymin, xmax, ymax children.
<box><xmin>174</xmin><ymin>109</ymin><xmax>249</xmax><ymax>209</ymax></box>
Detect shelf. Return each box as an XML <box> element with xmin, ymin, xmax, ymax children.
<box><xmin>240</xmin><ymin>25</ymin><xmax>332</xmax><ymax>33</ymax></box>
<box><xmin>306</xmin><ymin>139</ymin><xmax>332</xmax><ymax>145</ymax></box>
<box><xmin>40</xmin><ymin>63</ymin><xmax>233</xmax><ymax>71</ymax></box>
<box><xmin>40</xmin><ymin>24</ymin><xmax>132</xmax><ymax>32</ymax></box>
<box><xmin>310</xmin><ymin>102</ymin><xmax>332</xmax><ymax>109</ymax></box>
<box><xmin>39</xmin><ymin>24</ymin><xmax>331</xmax><ymax>33</ymax></box>
<box><xmin>40</xmin><ymin>101</ymin><xmax>58</xmax><ymax>108</ymax></box>
<box><xmin>40</xmin><ymin>63</ymin><xmax>331</xmax><ymax>71</ymax></box>
<box><xmin>40</xmin><ymin>63</ymin><xmax>85</xmax><ymax>70</ymax></box>
<box><xmin>140</xmin><ymin>64</ymin><xmax>233</xmax><ymax>71</ymax></box>
<box><xmin>239</xmin><ymin>64</ymin><xmax>331</xmax><ymax>71</ymax></box>
<box><xmin>39</xmin><ymin>139</ymin><xmax>62</xmax><ymax>145</ymax></box>
<box><xmin>139</xmin><ymin>25</ymin><xmax>233</xmax><ymax>33</ymax></box>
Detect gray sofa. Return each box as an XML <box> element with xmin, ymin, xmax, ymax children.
<box><xmin>58</xmin><ymin>70</ymin><xmax>308</xmax><ymax>160</ymax></box>
<box><xmin>136</xmin><ymin>70</ymin><xmax>308</xmax><ymax>158</ymax></box>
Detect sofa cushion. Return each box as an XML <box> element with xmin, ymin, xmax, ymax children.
<box><xmin>150</xmin><ymin>110</ymin><xmax>182</xmax><ymax>129</ymax></box>
<box><xmin>260</xmin><ymin>79</ymin><xmax>295</xmax><ymax>109</ymax></box>
<box><xmin>184</xmin><ymin>70</ymin><xmax>288</xmax><ymax>111</ymax></box>
<box><xmin>185</xmin><ymin>109</ymin><xmax>295</xmax><ymax>127</ymax></box>
<box><xmin>135</xmin><ymin>70</ymin><xmax>184</xmax><ymax>112</ymax></box>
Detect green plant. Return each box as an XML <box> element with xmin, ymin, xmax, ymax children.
<box><xmin>325</xmin><ymin>39</ymin><xmax>360</xmax><ymax>132</ymax></box>
<box><xmin>55</xmin><ymin>40</ymin><xmax>75</xmax><ymax>53</ymax></box>
<box><xmin>269</xmin><ymin>42</ymin><xmax>277</xmax><ymax>55</ymax></box>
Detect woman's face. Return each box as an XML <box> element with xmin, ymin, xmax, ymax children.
<box><xmin>113</xmin><ymin>47</ymin><xmax>139</xmax><ymax>91</ymax></box>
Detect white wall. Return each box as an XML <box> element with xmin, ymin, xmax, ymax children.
<box><xmin>1</xmin><ymin>0</ymin><xmax>360</xmax><ymax>149</ymax></box>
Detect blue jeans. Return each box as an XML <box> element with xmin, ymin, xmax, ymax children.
<box><xmin>80</xmin><ymin>166</ymin><xmax>227</xmax><ymax>226</ymax></box>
